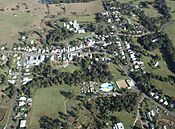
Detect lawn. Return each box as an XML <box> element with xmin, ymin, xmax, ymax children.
<box><xmin>113</xmin><ymin>111</ymin><xmax>135</xmax><ymax>129</ymax></box>
<box><xmin>151</xmin><ymin>79</ymin><xmax>175</xmax><ymax>97</ymax></box>
<box><xmin>27</xmin><ymin>85</ymin><xmax>80</xmax><ymax>129</ymax></box>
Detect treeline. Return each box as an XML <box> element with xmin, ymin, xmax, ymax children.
<box><xmin>137</xmin><ymin>32</ymin><xmax>175</xmax><ymax>73</ymax></box>
<box><xmin>22</xmin><ymin>58</ymin><xmax>113</xmax><ymax>95</ymax></box>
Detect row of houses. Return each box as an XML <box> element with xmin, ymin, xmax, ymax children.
<box><xmin>16</xmin><ymin>96</ymin><xmax>32</xmax><ymax>128</ymax></box>
<box><xmin>149</xmin><ymin>91</ymin><xmax>175</xmax><ymax>110</ymax></box>
<box><xmin>7</xmin><ymin>54</ymin><xmax>22</xmax><ymax>85</ymax></box>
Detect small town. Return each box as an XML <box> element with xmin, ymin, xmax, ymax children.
<box><xmin>0</xmin><ymin>0</ymin><xmax>175</xmax><ymax>129</ymax></box>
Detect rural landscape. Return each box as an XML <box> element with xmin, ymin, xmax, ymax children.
<box><xmin>0</xmin><ymin>0</ymin><xmax>175</xmax><ymax>129</ymax></box>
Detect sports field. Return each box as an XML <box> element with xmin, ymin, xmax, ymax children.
<box><xmin>28</xmin><ymin>85</ymin><xmax>80</xmax><ymax>129</ymax></box>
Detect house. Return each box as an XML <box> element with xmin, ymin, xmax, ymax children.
<box><xmin>19</xmin><ymin>119</ymin><xmax>26</xmax><ymax>128</ymax></box>
<box><xmin>146</xmin><ymin>112</ymin><xmax>153</xmax><ymax>121</ymax></box>
<box><xmin>19</xmin><ymin>97</ymin><xmax>27</xmax><ymax>101</ymax></box>
<box><xmin>150</xmin><ymin>92</ymin><xmax>155</xmax><ymax>97</ymax></box>
<box><xmin>154</xmin><ymin>95</ymin><xmax>160</xmax><ymax>100</ymax></box>
<box><xmin>163</xmin><ymin>101</ymin><xmax>168</xmax><ymax>106</ymax></box>
<box><xmin>150</xmin><ymin>110</ymin><xmax>155</xmax><ymax>116</ymax></box>
<box><xmin>113</xmin><ymin>122</ymin><xmax>124</xmax><ymax>129</ymax></box>
<box><xmin>126</xmin><ymin>78</ymin><xmax>135</xmax><ymax>88</ymax></box>
<box><xmin>153</xmin><ymin>61</ymin><xmax>159</xmax><ymax>68</ymax></box>
<box><xmin>8</xmin><ymin>80</ymin><xmax>16</xmax><ymax>85</ymax></box>
<box><xmin>19</xmin><ymin>101</ymin><xmax>25</xmax><ymax>107</ymax></box>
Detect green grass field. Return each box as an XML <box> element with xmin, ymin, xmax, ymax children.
<box><xmin>142</xmin><ymin>49</ymin><xmax>175</xmax><ymax>77</ymax></box>
<box><xmin>0</xmin><ymin>11</ymin><xmax>35</xmax><ymax>45</ymax></box>
<box><xmin>164</xmin><ymin>24</ymin><xmax>175</xmax><ymax>48</ymax></box>
<box><xmin>143</xmin><ymin>7</ymin><xmax>161</xmax><ymax>18</ymax></box>
<box><xmin>151</xmin><ymin>79</ymin><xmax>175</xmax><ymax>97</ymax></box>
<box><xmin>113</xmin><ymin>111</ymin><xmax>135</xmax><ymax>129</ymax></box>
<box><xmin>28</xmin><ymin>85</ymin><xmax>80</xmax><ymax>129</ymax></box>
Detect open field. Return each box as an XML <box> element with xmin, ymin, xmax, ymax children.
<box><xmin>113</xmin><ymin>111</ymin><xmax>135</xmax><ymax>129</ymax></box>
<box><xmin>0</xmin><ymin>0</ymin><xmax>47</xmax><ymax>45</ymax></box>
<box><xmin>142</xmin><ymin>49</ymin><xmax>175</xmax><ymax>77</ymax></box>
<box><xmin>28</xmin><ymin>85</ymin><xmax>80</xmax><ymax>129</ymax></box>
<box><xmin>0</xmin><ymin>0</ymin><xmax>103</xmax><ymax>45</ymax></box>
<box><xmin>152</xmin><ymin>79</ymin><xmax>175</xmax><ymax>97</ymax></box>
<box><xmin>143</xmin><ymin>7</ymin><xmax>161</xmax><ymax>18</ymax></box>
<box><xmin>164</xmin><ymin>24</ymin><xmax>175</xmax><ymax>48</ymax></box>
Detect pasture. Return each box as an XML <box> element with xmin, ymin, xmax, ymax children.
<box><xmin>0</xmin><ymin>0</ymin><xmax>46</xmax><ymax>45</ymax></box>
<box><xmin>27</xmin><ymin>85</ymin><xmax>80</xmax><ymax>129</ymax></box>
<box><xmin>0</xmin><ymin>0</ymin><xmax>104</xmax><ymax>45</ymax></box>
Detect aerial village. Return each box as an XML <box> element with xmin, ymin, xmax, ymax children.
<box><xmin>0</xmin><ymin>0</ymin><xmax>175</xmax><ymax>129</ymax></box>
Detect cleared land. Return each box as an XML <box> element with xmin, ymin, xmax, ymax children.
<box><xmin>0</xmin><ymin>0</ymin><xmax>47</xmax><ymax>45</ymax></box>
<box><xmin>28</xmin><ymin>85</ymin><xmax>80</xmax><ymax>129</ymax></box>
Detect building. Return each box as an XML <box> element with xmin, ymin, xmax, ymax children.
<box><xmin>125</xmin><ymin>78</ymin><xmax>135</xmax><ymax>89</ymax></box>
<box><xmin>113</xmin><ymin>122</ymin><xmax>124</xmax><ymax>129</ymax></box>
<box><xmin>116</xmin><ymin>80</ymin><xmax>129</xmax><ymax>89</ymax></box>
<box><xmin>19</xmin><ymin>119</ymin><xmax>26</xmax><ymax>128</ymax></box>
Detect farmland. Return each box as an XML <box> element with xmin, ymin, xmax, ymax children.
<box><xmin>0</xmin><ymin>0</ymin><xmax>103</xmax><ymax>45</ymax></box>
